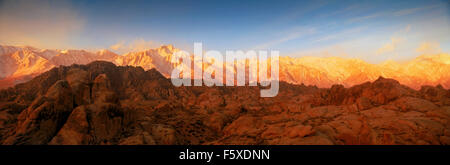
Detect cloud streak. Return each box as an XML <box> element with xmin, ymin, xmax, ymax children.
<box><xmin>313</xmin><ymin>26</ymin><xmax>367</xmax><ymax>43</ymax></box>
<box><xmin>346</xmin><ymin>4</ymin><xmax>443</xmax><ymax>24</ymax></box>
<box><xmin>377</xmin><ymin>37</ymin><xmax>404</xmax><ymax>55</ymax></box>
<box><xmin>252</xmin><ymin>27</ymin><xmax>316</xmax><ymax>49</ymax></box>
<box><xmin>110</xmin><ymin>39</ymin><xmax>161</xmax><ymax>54</ymax></box>
<box><xmin>416</xmin><ymin>42</ymin><xmax>442</xmax><ymax>54</ymax></box>
<box><xmin>393</xmin><ymin>4</ymin><xmax>440</xmax><ymax>16</ymax></box>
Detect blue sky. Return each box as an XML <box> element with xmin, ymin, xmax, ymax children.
<box><xmin>0</xmin><ymin>0</ymin><xmax>449</xmax><ymax>63</ymax></box>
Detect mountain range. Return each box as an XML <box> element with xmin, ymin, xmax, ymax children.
<box><xmin>0</xmin><ymin>45</ymin><xmax>449</xmax><ymax>90</ymax></box>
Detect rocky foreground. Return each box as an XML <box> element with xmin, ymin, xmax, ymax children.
<box><xmin>0</xmin><ymin>61</ymin><xmax>449</xmax><ymax>145</ymax></box>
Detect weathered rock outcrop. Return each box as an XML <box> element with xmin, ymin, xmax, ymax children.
<box><xmin>3</xmin><ymin>80</ymin><xmax>74</xmax><ymax>144</ymax></box>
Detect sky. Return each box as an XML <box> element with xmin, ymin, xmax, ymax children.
<box><xmin>0</xmin><ymin>0</ymin><xmax>449</xmax><ymax>63</ymax></box>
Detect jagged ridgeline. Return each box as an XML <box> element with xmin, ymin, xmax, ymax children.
<box><xmin>1</xmin><ymin>45</ymin><xmax>449</xmax><ymax>90</ymax></box>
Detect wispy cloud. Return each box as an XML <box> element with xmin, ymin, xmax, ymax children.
<box><xmin>347</xmin><ymin>4</ymin><xmax>442</xmax><ymax>24</ymax></box>
<box><xmin>0</xmin><ymin>0</ymin><xmax>85</xmax><ymax>49</ymax></box>
<box><xmin>377</xmin><ymin>37</ymin><xmax>404</xmax><ymax>55</ymax></box>
<box><xmin>347</xmin><ymin>12</ymin><xmax>387</xmax><ymax>23</ymax></box>
<box><xmin>404</xmin><ymin>24</ymin><xmax>411</xmax><ymax>33</ymax></box>
<box><xmin>416</xmin><ymin>42</ymin><xmax>441</xmax><ymax>54</ymax></box>
<box><xmin>393</xmin><ymin>4</ymin><xmax>440</xmax><ymax>16</ymax></box>
<box><xmin>252</xmin><ymin>27</ymin><xmax>316</xmax><ymax>49</ymax></box>
<box><xmin>276</xmin><ymin>1</ymin><xmax>329</xmax><ymax>24</ymax></box>
<box><xmin>110</xmin><ymin>39</ymin><xmax>161</xmax><ymax>54</ymax></box>
<box><xmin>375</xmin><ymin>24</ymin><xmax>412</xmax><ymax>55</ymax></box>
<box><xmin>313</xmin><ymin>26</ymin><xmax>367</xmax><ymax>43</ymax></box>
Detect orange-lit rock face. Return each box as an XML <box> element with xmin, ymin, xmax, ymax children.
<box><xmin>0</xmin><ymin>45</ymin><xmax>449</xmax><ymax>90</ymax></box>
<box><xmin>278</xmin><ymin>55</ymin><xmax>450</xmax><ymax>89</ymax></box>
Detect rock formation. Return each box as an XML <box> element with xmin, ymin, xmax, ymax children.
<box><xmin>0</xmin><ymin>61</ymin><xmax>449</xmax><ymax>145</ymax></box>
